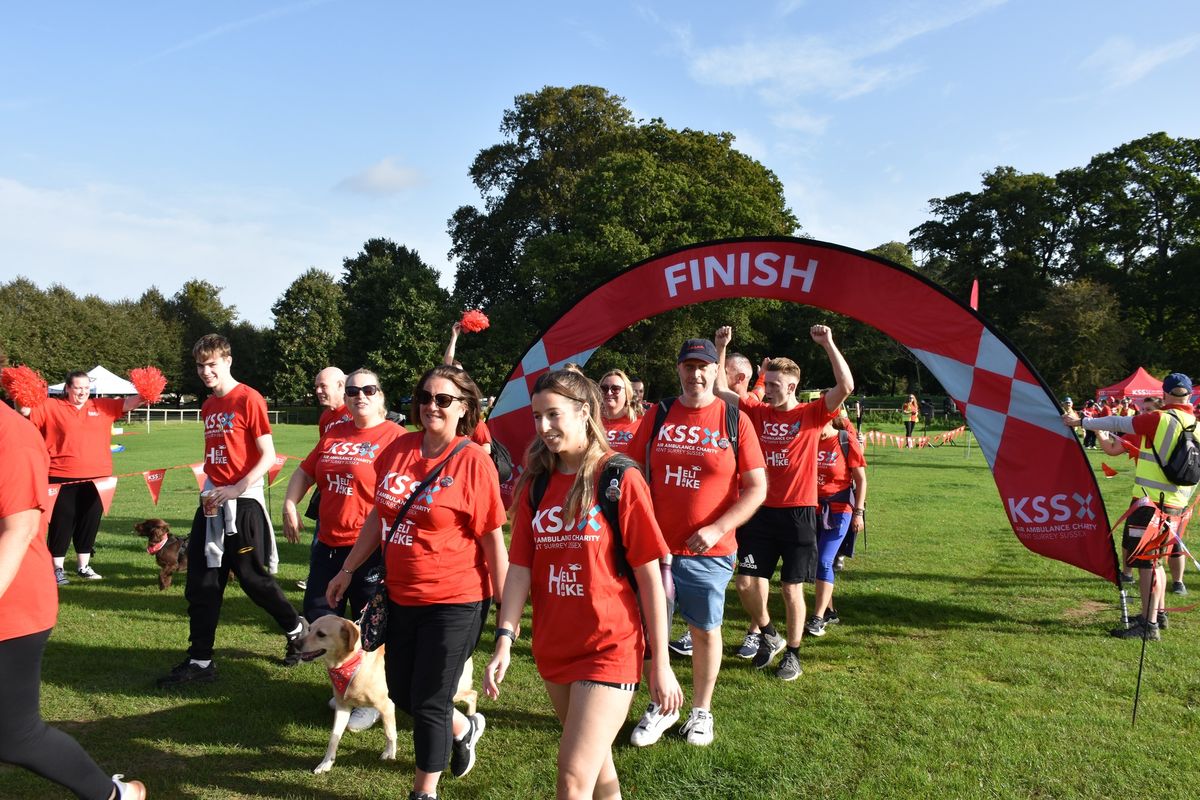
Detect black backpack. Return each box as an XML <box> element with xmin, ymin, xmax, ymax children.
<box><xmin>645</xmin><ymin>396</ymin><xmax>740</xmax><ymax>479</ymax></box>
<box><xmin>529</xmin><ymin>454</ymin><xmax>639</xmax><ymax>582</ymax></box>
<box><xmin>1151</xmin><ymin>410</ymin><xmax>1200</xmax><ymax>487</ymax></box>
<box><xmin>489</xmin><ymin>437</ymin><xmax>514</xmax><ymax>484</ymax></box>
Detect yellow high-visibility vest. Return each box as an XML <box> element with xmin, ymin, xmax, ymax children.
<box><xmin>1134</xmin><ymin>408</ymin><xmax>1197</xmax><ymax>508</ymax></box>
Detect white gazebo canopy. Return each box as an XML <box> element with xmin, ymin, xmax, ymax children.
<box><xmin>49</xmin><ymin>365</ymin><xmax>138</xmax><ymax>396</ymax></box>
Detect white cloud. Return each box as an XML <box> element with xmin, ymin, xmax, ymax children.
<box><xmin>334</xmin><ymin>158</ymin><xmax>423</xmax><ymax>195</ymax></box>
<box><xmin>1081</xmin><ymin>33</ymin><xmax>1200</xmax><ymax>89</ymax></box>
<box><xmin>768</xmin><ymin>109</ymin><xmax>830</xmax><ymax>135</ymax></box>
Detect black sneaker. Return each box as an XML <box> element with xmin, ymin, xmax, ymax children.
<box><xmin>1120</xmin><ymin>572</ymin><xmax>1135</xmax><ymax>584</ymax></box>
<box><xmin>1171</xmin><ymin>581</ymin><xmax>1187</xmax><ymax>596</ymax></box>
<box><xmin>824</xmin><ymin>607</ymin><xmax>840</xmax><ymax>625</ymax></box>
<box><xmin>450</xmin><ymin>712</ymin><xmax>485</xmax><ymax>778</ymax></box>
<box><xmin>283</xmin><ymin>618</ymin><xmax>309</xmax><ymax>667</ymax></box>
<box><xmin>408</xmin><ymin>793</ymin><xmax>438</xmax><ymax>800</ymax></box>
<box><xmin>157</xmin><ymin>659</ymin><xmax>217</xmax><ymax>688</ymax></box>
<box><xmin>1112</xmin><ymin>619</ymin><xmax>1160</xmax><ymax>641</ymax></box>
<box><xmin>804</xmin><ymin>615</ymin><xmax>827</xmax><ymax>637</ymax></box>
<box><xmin>752</xmin><ymin>631</ymin><xmax>786</xmax><ymax>670</ymax></box>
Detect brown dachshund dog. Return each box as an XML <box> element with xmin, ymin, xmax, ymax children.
<box><xmin>134</xmin><ymin>519</ymin><xmax>188</xmax><ymax>590</ymax></box>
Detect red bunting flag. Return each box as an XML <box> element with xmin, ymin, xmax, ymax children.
<box><xmin>1101</xmin><ymin>463</ymin><xmax>1119</xmax><ymax>478</ymax></box>
<box><xmin>969</xmin><ymin>278</ymin><xmax>979</xmax><ymax>310</ymax></box>
<box><xmin>142</xmin><ymin>469</ymin><xmax>166</xmax><ymax>504</ymax></box>
<box><xmin>190</xmin><ymin>463</ymin><xmax>207</xmax><ymax>491</ymax></box>
<box><xmin>45</xmin><ymin>484</ymin><xmax>62</xmax><ymax>521</ymax></box>
<box><xmin>267</xmin><ymin>454</ymin><xmax>288</xmax><ymax>485</ymax></box>
<box><xmin>92</xmin><ymin>477</ymin><xmax>118</xmax><ymax>516</ymax></box>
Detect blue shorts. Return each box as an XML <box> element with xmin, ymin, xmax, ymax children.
<box><xmin>671</xmin><ymin>554</ymin><xmax>734</xmax><ymax>631</ymax></box>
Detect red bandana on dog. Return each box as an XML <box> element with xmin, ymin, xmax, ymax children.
<box><xmin>328</xmin><ymin>649</ymin><xmax>364</xmax><ymax>697</ymax></box>
<box><xmin>147</xmin><ymin>538</ymin><xmax>169</xmax><ymax>555</ymax></box>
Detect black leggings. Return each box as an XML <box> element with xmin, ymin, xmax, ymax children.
<box><xmin>904</xmin><ymin>420</ymin><xmax>916</xmax><ymax>437</ymax></box>
<box><xmin>184</xmin><ymin>502</ymin><xmax>301</xmax><ymax>661</ymax></box>
<box><xmin>385</xmin><ymin>600</ymin><xmax>487</xmax><ymax>773</ymax></box>
<box><xmin>47</xmin><ymin>479</ymin><xmax>102</xmax><ymax>560</ymax></box>
<box><xmin>302</xmin><ymin>540</ymin><xmax>381</xmax><ymax>622</ymax></box>
<box><xmin>0</xmin><ymin>629</ymin><xmax>114</xmax><ymax>799</ymax></box>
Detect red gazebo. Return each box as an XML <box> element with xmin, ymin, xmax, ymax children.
<box><xmin>1096</xmin><ymin>367</ymin><xmax>1161</xmax><ymax>400</ymax></box>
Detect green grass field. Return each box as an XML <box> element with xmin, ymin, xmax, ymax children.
<box><xmin>3</xmin><ymin>420</ymin><xmax>1198</xmax><ymax>799</ymax></box>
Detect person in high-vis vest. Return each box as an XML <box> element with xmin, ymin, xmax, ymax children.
<box><xmin>1065</xmin><ymin>372</ymin><xmax>1196</xmax><ymax>640</ymax></box>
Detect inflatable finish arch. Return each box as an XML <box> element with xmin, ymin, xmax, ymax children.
<box><xmin>488</xmin><ymin>237</ymin><xmax>1118</xmax><ymax>584</ymax></box>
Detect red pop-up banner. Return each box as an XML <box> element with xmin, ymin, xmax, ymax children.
<box><xmin>189</xmin><ymin>463</ymin><xmax>206</xmax><ymax>491</ymax></box>
<box><xmin>91</xmin><ymin>477</ymin><xmax>118</xmax><ymax>516</ymax></box>
<box><xmin>142</xmin><ymin>469</ymin><xmax>166</xmax><ymax>505</ymax></box>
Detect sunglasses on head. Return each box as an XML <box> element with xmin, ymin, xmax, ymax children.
<box><xmin>600</xmin><ymin>384</ymin><xmax>623</xmax><ymax>394</ymax></box>
<box><xmin>415</xmin><ymin>389</ymin><xmax>465</xmax><ymax>408</ymax></box>
<box><xmin>345</xmin><ymin>384</ymin><xmax>381</xmax><ymax>397</ymax></box>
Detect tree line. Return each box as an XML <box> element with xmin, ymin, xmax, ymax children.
<box><xmin>2</xmin><ymin>86</ymin><xmax>1196</xmax><ymax>406</ymax></box>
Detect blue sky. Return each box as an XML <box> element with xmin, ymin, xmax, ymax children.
<box><xmin>2</xmin><ymin>1</ymin><xmax>1198</xmax><ymax>325</ymax></box>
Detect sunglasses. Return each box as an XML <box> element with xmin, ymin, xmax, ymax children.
<box><xmin>415</xmin><ymin>389</ymin><xmax>465</xmax><ymax>408</ymax></box>
<box><xmin>600</xmin><ymin>384</ymin><xmax>624</xmax><ymax>394</ymax></box>
<box><xmin>345</xmin><ymin>384</ymin><xmax>381</xmax><ymax>397</ymax></box>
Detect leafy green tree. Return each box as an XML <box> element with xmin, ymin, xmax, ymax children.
<box><xmin>268</xmin><ymin>269</ymin><xmax>344</xmax><ymax>401</ymax></box>
<box><xmin>1020</xmin><ymin>280</ymin><xmax>1128</xmax><ymax>399</ymax></box>
<box><xmin>169</xmin><ymin>280</ymin><xmax>239</xmax><ymax>397</ymax></box>
<box><xmin>449</xmin><ymin>85</ymin><xmax>798</xmax><ymax>393</ymax></box>
<box><xmin>339</xmin><ymin>239</ymin><xmax>449</xmax><ymax>399</ymax></box>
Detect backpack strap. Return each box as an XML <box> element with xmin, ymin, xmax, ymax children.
<box><xmin>645</xmin><ymin>398</ymin><xmax>676</xmax><ymax>479</ymax></box>
<box><xmin>838</xmin><ymin>428</ymin><xmax>851</xmax><ymax>459</ymax></box>
<box><xmin>598</xmin><ymin>453</ymin><xmax>640</xmax><ymax>582</ymax></box>
<box><xmin>724</xmin><ymin>396</ymin><xmax>740</xmax><ymax>475</ymax></box>
<box><xmin>528</xmin><ymin>471</ymin><xmax>550</xmax><ymax>514</ymax></box>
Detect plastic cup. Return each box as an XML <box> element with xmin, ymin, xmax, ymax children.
<box><xmin>201</xmin><ymin>490</ymin><xmax>220</xmax><ymax>518</ymax></box>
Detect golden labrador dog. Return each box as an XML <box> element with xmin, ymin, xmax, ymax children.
<box><xmin>297</xmin><ymin>616</ymin><xmax>477</xmax><ymax>774</ymax></box>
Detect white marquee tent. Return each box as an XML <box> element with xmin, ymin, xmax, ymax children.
<box><xmin>48</xmin><ymin>365</ymin><xmax>137</xmax><ymax>396</ymax></box>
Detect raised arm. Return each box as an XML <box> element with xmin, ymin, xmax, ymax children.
<box><xmin>442</xmin><ymin>322</ymin><xmax>462</xmax><ymax>366</ymax></box>
<box><xmin>812</xmin><ymin>326</ymin><xmax>853</xmax><ymax>412</ymax></box>
<box><xmin>713</xmin><ymin>325</ymin><xmax>741</xmax><ymax>405</ymax></box>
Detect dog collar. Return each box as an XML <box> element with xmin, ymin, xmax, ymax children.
<box><xmin>146</xmin><ymin>538</ymin><xmax>169</xmax><ymax>555</ymax></box>
<box><xmin>328</xmin><ymin>649</ymin><xmax>365</xmax><ymax>696</ymax></box>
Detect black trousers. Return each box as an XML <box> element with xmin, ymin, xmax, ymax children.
<box><xmin>46</xmin><ymin>479</ymin><xmax>102</xmax><ymax>560</ymax></box>
<box><xmin>0</xmin><ymin>629</ymin><xmax>114</xmax><ymax>799</ymax></box>
<box><xmin>184</xmin><ymin>501</ymin><xmax>301</xmax><ymax>661</ymax></box>
<box><xmin>385</xmin><ymin>600</ymin><xmax>488</xmax><ymax>773</ymax></box>
<box><xmin>302</xmin><ymin>540</ymin><xmax>381</xmax><ymax>622</ymax></box>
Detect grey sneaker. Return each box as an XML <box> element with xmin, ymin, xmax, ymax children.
<box><xmin>54</xmin><ymin>567</ymin><xmax>70</xmax><ymax>586</ymax></box>
<box><xmin>450</xmin><ymin>712</ymin><xmax>485</xmax><ymax>778</ymax></box>
<box><xmin>735</xmin><ymin>631</ymin><xmax>761</xmax><ymax>659</ymax></box>
<box><xmin>804</xmin><ymin>614</ymin><xmax>827</xmax><ymax>637</ymax></box>
<box><xmin>775</xmin><ymin>650</ymin><xmax>802</xmax><ymax>681</ymax></box>
<box><xmin>752</xmin><ymin>631</ymin><xmax>786</xmax><ymax>669</ymax></box>
<box><xmin>1158</xmin><ymin>611</ymin><xmax>1169</xmax><ymax>630</ymax></box>
<box><xmin>667</xmin><ymin>630</ymin><xmax>693</xmax><ymax>656</ymax></box>
<box><xmin>1112</xmin><ymin>619</ymin><xmax>1160</xmax><ymax>641</ymax></box>
<box><xmin>824</xmin><ymin>607</ymin><xmax>840</xmax><ymax>625</ymax></box>
<box><xmin>1171</xmin><ymin>581</ymin><xmax>1187</xmax><ymax>595</ymax></box>
<box><xmin>347</xmin><ymin>706</ymin><xmax>380</xmax><ymax>732</ymax></box>
<box><xmin>77</xmin><ymin>565</ymin><xmax>103</xmax><ymax>580</ymax></box>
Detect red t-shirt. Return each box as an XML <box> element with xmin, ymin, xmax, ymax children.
<box><xmin>374</xmin><ymin>433</ymin><xmax>505</xmax><ymax>605</ymax></box>
<box><xmin>28</xmin><ymin>396</ymin><xmax>124</xmax><ymax>478</ymax></box>
<box><xmin>602</xmin><ymin>415</ymin><xmax>642</xmax><ymax>455</ymax></box>
<box><xmin>319</xmin><ymin>405</ymin><xmax>352</xmax><ymax>436</ymax></box>
<box><xmin>300</xmin><ymin>419</ymin><xmax>404</xmax><ymax>547</ymax></box>
<box><xmin>628</xmin><ymin>397</ymin><xmax>765</xmax><ymax>556</ymax></box>
<box><xmin>471</xmin><ymin>420</ymin><xmax>492</xmax><ymax>447</ymax></box>
<box><xmin>816</xmin><ymin>431</ymin><xmax>867</xmax><ymax>513</ymax></box>
<box><xmin>0</xmin><ymin>404</ymin><xmax>58</xmax><ymax>641</ymax></box>
<box><xmin>509</xmin><ymin>466</ymin><xmax>667</xmax><ymax>684</ymax></box>
<box><xmin>741</xmin><ymin>396</ymin><xmax>837</xmax><ymax>508</ymax></box>
<box><xmin>201</xmin><ymin>383</ymin><xmax>272</xmax><ymax>487</ymax></box>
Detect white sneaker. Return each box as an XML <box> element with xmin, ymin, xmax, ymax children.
<box><xmin>77</xmin><ymin>565</ymin><xmax>103</xmax><ymax>580</ymax></box>
<box><xmin>111</xmin><ymin>774</ymin><xmax>146</xmax><ymax>800</ymax></box>
<box><xmin>679</xmin><ymin>707</ymin><xmax>714</xmax><ymax>746</ymax></box>
<box><xmin>347</xmin><ymin>706</ymin><xmax>381</xmax><ymax>732</ymax></box>
<box><xmin>629</xmin><ymin>702</ymin><xmax>679</xmax><ymax>747</ymax></box>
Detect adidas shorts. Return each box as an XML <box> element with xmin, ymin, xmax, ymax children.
<box><xmin>735</xmin><ymin>505</ymin><xmax>817</xmax><ymax>584</ymax></box>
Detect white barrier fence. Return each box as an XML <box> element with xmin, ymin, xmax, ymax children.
<box><xmin>124</xmin><ymin>408</ymin><xmax>287</xmax><ymax>425</ymax></box>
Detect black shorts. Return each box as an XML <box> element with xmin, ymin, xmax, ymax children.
<box><xmin>1122</xmin><ymin>503</ymin><xmax>1182</xmax><ymax>567</ymax></box>
<box><xmin>735</xmin><ymin>506</ymin><xmax>817</xmax><ymax>584</ymax></box>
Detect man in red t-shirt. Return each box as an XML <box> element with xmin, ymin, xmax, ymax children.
<box><xmin>301</xmin><ymin>367</ymin><xmax>350</xmax><ymax>560</ymax></box>
<box><xmin>714</xmin><ymin>324</ymin><xmax>854</xmax><ymax>681</ymax></box>
<box><xmin>157</xmin><ymin>334</ymin><xmax>305</xmax><ymax>688</ymax></box>
<box><xmin>626</xmin><ymin>337</ymin><xmax>766</xmax><ymax>747</ymax></box>
<box><xmin>24</xmin><ymin>371</ymin><xmax>143</xmax><ymax>584</ymax></box>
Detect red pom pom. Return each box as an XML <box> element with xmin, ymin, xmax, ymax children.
<box><xmin>460</xmin><ymin>309</ymin><xmax>490</xmax><ymax>333</ymax></box>
<box><xmin>1</xmin><ymin>365</ymin><xmax>48</xmax><ymax>409</ymax></box>
<box><xmin>129</xmin><ymin>366</ymin><xmax>167</xmax><ymax>405</ymax></box>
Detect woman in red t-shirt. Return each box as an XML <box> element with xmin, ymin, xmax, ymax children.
<box><xmin>284</xmin><ymin>368</ymin><xmax>403</xmax><ymax>622</ymax></box>
<box><xmin>0</xmin><ymin>402</ymin><xmax>146</xmax><ymax>799</ymax></box>
<box><xmin>813</xmin><ymin>414</ymin><xmax>867</xmax><ymax>632</ymax></box>
<box><xmin>485</xmin><ymin>369</ymin><xmax>682</xmax><ymax>799</ymax></box>
<box><xmin>326</xmin><ymin>365</ymin><xmax>507</xmax><ymax>800</ymax></box>
<box><xmin>598</xmin><ymin>369</ymin><xmax>643</xmax><ymax>455</ymax></box>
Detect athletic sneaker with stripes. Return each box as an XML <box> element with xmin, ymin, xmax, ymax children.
<box><xmin>679</xmin><ymin>707</ymin><xmax>714</xmax><ymax>746</ymax></box>
<box><xmin>630</xmin><ymin>702</ymin><xmax>680</xmax><ymax>747</ymax></box>
<box><xmin>735</xmin><ymin>631</ymin><xmax>761</xmax><ymax>659</ymax></box>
